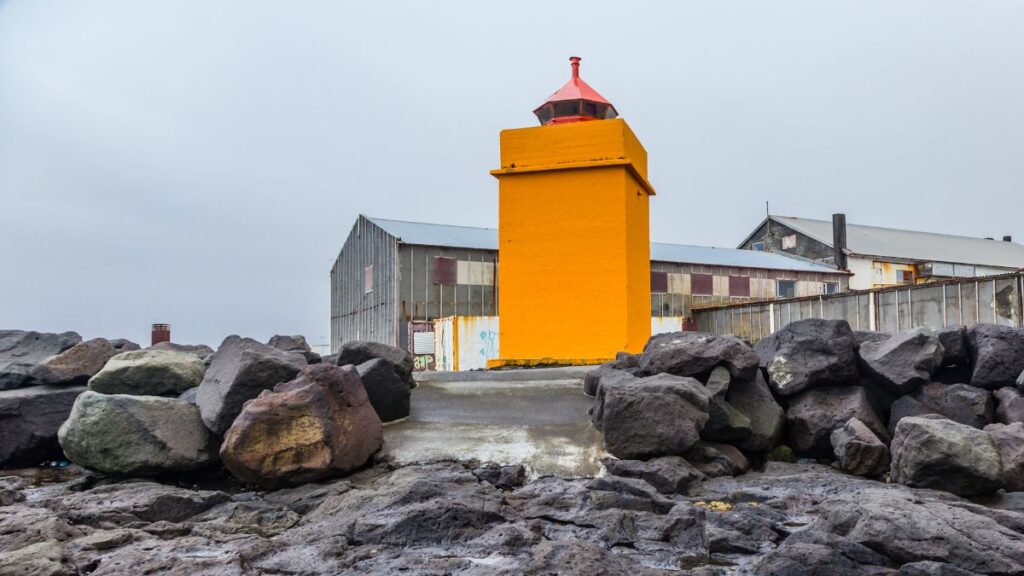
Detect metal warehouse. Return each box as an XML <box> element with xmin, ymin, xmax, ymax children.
<box><xmin>331</xmin><ymin>215</ymin><xmax>847</xmax><ymax>365</ymax></box>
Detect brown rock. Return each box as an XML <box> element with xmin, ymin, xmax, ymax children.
<box><xmin>28</xmin><ymin>338</ymin><xmax>117</xmax><ymax>386</ymax></box>
<box><xmin>219</xmin><ymin>364</ymin><xmax>383</xmax><ymax>488</ymax></box>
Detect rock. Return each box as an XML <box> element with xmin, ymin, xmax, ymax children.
<box><xmin>639</xmin><ymin>332</ymin><xmax>759</xmax><ymax>383</ymax></box>
<box><xmin>196</xmin><ymin>335</ymin><xmax>307</xmax><ymax>435</ymax></box>
<box><xmin>727</xmin><ymin>371</ymin><xmax>785</xmax><ymax>452</ymax></box>
<box><xmin>109</xmin><ymin>338</ymin><xmax>141</xmax><ymax>353</ymax></box>
<box><xmin>1018</xmin><ymin>367</ymin><xmax>1024</xmax><ymax>388</ymax></box>
<box><xmin>0</xmin><ymin>329</ymin><xmax>81</xmax><ymax>390</ymax></box>
<box><xmin>786</xmin><ymin>385</ymin><xmax>889</xmax><ymax>457</ymax></box>
<box><xmin>355</xmin><ymin>358</ymin><xmax>410</xmax><ymax>422</ymax></box>
<box><xmin>899</xmin><ymin>561</ymin><xmax>981</xmax><ymax>576</ymax></box>
<box><xmin>603</xmin><ymin>456</ymin><xmax>705</xmax><ymax>494</ymax></box>
<box><xmin>582</xmin><ymin>365</ymin><xmax>637</xmax><ymax>397</ymax></box>
<box><xmin>936</xmin><ymin>326</ymin><xmax>968</xmax><ymax>367</ymax></box>
<box><xmin>58</xmin><ymin>391</ymin><xmax>218</xmax><ymax>475</ymax></box>
<box><xmin>766</xmin><ymin>445</ymin><xmax>796</xmax><ymax>462</ymax></box>
<box><xmin>472</xmin><ymin>463</ymin><xmax>526</xmax><ymax>489</ymax></box>
<box><xmin>889</xmin><ymin>383</ymin><xmax>993</xmax><ymax>433</ymax></box>
<box><xmin>702</xmin><ymin>397</ymin><xmax>752</xmax><ymax>444</ymax></box>
<box><xmin>830</xmin><ymin>418</ymin><xmax>888</xmax><ymax>477</ymax></box>
<box><xmin>268</xmin><ymin>334</ymin><xmax>321</xmax><ymax>364</ymax></box>
<box><xmin>87</xmin><ymin>349</ymin><xmax>206</xmax><ymax>396</ymax></box>
<box><xmin>600</xmin><ymin>373</ymin><xmax>710</xmax><ymax>459</ymax></box>
<box><xmin>336</xmin><ymin>340</ymin><xmax>415</xmax><ymax>389</ymax></box>
<box><xmin>858</xmin><ymin>329</ymin><xmax>944</xmax><ymax>394</ymax></box>
<box><xmin>996</xmin><ymin>386</ymin><xmax>1024</xmax><ymax>424</ymax></box>
<box><xmin>219</xmin><ymin>364</ymin><xmax>383</xmax><ymax>488</ymax></box>
<box><xmin>754</xmin><ymin>319</ymin><xmax>859</xmax><ymax>396</ymax></box>
<box><xmin>178</xmin><ymin>387</ymin><xmax>198</xmax><ymax>405</ymax></box>
<box><xmin>0</xmin><ymin>385</ymin><xmax>85</xmax><ymax>468</ymax></box>
<box><xmin>854</xmin><ymin>330</ymin><xmax>891</xmax><ymax>347</ymax></box>
<box><xmin>985</xmin><ymin>423</ymin><xmax>1024</xmax><ymax>492</ymax></box>
<box><xmin>149</xmin><ymin>341</ymin><xmax>215</xmax><ymax>359</ymax></box>
<box><xmin>53</xmin><ymin>480</ymin><xmax>230</xmax><ymax>525</ymax></box>
<box><xmin>685</xmin><ymin>441</ymin><xmax>749</xmax><ymax>477</ymax></box>
<box><xmin>704</xmin><ymin>365</ymin><xmax>731</xmax><ymax>397</ymax></box>
<box><xmin>27</xmin><ymin>338</ymin><xmax>117</xmax><ymax>386</ymax></box>
<box><xmin>610</xmin><ymin>351</ymin><xmax>640</xmax><ymax>370</ymax></box>
<box><xmin>967</xmin><ymin>323</ymin><xmax>1024</xmax><ymax>389</ymax></box>
<box><xmin>890</xmin><ymin>415</ymin><xmax>1004</xmax><ymax>496</ymax></box>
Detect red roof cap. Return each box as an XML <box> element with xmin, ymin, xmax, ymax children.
<box><xmin>533</xmin><ymin>57</ymin><xmax>618</xmax><ymax>125</ymax></box>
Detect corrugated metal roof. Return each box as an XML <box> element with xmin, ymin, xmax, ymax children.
<box><xmin>364</xmin><ymin>216</ymin><xmax>841</xmax><ymax>273</ymax></box>
<box><xmin>771</xmin><ymin>215</ymin><xmax>1024</xmax><ymax>269</ymax></box>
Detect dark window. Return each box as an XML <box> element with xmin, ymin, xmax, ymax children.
<box><xmin>729</xmin><ymin>276</ymin><xmax>750</xmax><ymax>297</ymax></box>
<box><xmin>823</xmin><ymin>281</ymin><xmax>840</xmax><ymax>294</ymax></box>
<box><xmin>897</xmin><ymin>270</ymin><xmax>915</xmax><ymax>284</ymax></box>
<box><xmin>432</xmin><ymin>256</ymin><xmax>457</xmax><ymax>285</ymax></box>
<box><xmin>777</xmin><ymin>280</ymin><xmax>796</xmax><ymax>298</ymax></box>
<box><xmin>650</xmin><ymin>271</ymin><xmax>668</xmax><ymax>294</ymax></box>
<box><xmin>535</xmin><ymin>104</ymin><xmax>554</xmax><ymax>125</ymax></box>
<box><xmin>751</xmin><ymin>241</ymin><xmax>765</xmax><ymax>251</ymax></box>
<box><xmin>552</xmin><ymin>100</ymin><xmax>580</xmax><ymax>117</ymax></box>
<box><xmin>363</xmin><ymin>265</ymin><xmax>373</xmax><ymax>293</ymax></box>
<box><xmin>691</xmin><ymin>274</ymin><xmax>714</xmax><ymax>296</ymax></box>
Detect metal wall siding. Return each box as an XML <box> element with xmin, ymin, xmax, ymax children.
<box><xmin>331</xmin><ymin>216</ymin><xmax>399</xmax><ymax>353</ymax></box>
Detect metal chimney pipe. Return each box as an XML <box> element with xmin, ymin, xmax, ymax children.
<box><xmin>151</xmin><ymin>323</ymin><xmax>170</xmax><ymax>346</ymax></box>
<box><xmin>1004</xmin><ymin>235</ymin><xmax>1013</xmax><ymax>242</ymax></box>
<box><xmin>832</xmin><ymin>213</ymin><xmax>848</xmax><ymax>270</ymax></box>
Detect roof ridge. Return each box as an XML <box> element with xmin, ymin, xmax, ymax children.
<box><xmin>366</xmin><ymin>216</ymin><xmax>497</xmax><ymax>232</ymax></box>
<box><xmin>773</xmin><ymin>215</ymin><xmax>1017</xmax><ymax>244</ymax></box>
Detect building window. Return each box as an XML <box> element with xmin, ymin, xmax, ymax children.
<box><xmin>650</xmin><ymin>271</ymin><xmax>668</xmax><ymax>294</ymax></box>
<box><xmin>897</xmin><ymin>270</ymin><xmax>915</xmax><ymax>284</ymax></box>
<box><xmin>363</xmin><ymin>265</ymin><xmax>374</xmax><ymax>293</ymax></box>
<box><xmin>432</xmin><ymin>256</ymin><xmax>457</xmax><ymax>285</ymax></box>
<box><xmin>777</xmin><ymin>280</ymin><xmax>796</xmax><ymax>298</ymax></box>
<box><xmin>781</xmin><ymin>234</ymin><xmax>797</xmax><ymax>250</ymax></box>
<box><xmin>728</xmin><ymin>276</ymin><xmax>750</xmax><ymax>297</ymax></box>
<box><xmin>691</xmin><ymin>273</ymin><xmax>714</xmax><ymax>296</ymax></box>
<box><xmin>823</xmin><ymin>281</ymin><xmax>840</xmax><ymax>295</ymax></box>
<box><xmin>751</xmin><ymin>241</ymin><xmax>765</xmax><ymax>251</ymax></box>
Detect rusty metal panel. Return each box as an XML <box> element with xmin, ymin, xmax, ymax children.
<box><xmin>651</xmin><ymin>271</ymin><xmax>668</xmax><ymax>294</ymax></box>
<box><xmin>692</xmin><ymin>273</ymin><xmax>713</xmax><ymax>296</ymax></box>
<box><xmin>729</xmin><ymin>276</ymin><xmax>750</xmax><ymax>297</ymax></box>
<box><xmin>432</xmin><ymin>256</ymin><xmax>457</xmax><ymax>286</ymax></box>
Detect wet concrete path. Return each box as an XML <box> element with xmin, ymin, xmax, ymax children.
<box><xmin>382</xmin><ymin>369</ymin><xmax>606</xmax><ymax>478</ymax></box>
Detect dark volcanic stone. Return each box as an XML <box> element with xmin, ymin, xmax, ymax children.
<box><xmin>786</xmin><ymin>385</ymin><xmax>889</xmax><ymax>457</ymax></box>
<box><xmin>0</xmin><ymin>330</ymin><xmax>81</xmax><ymax>390</ymax></box>
<box><xmin>685</xmin><ymin>441</ymin><xmax>749</xmax><ymax>477</ymax></box>
<box><xmin>582</xmin><ymin>365</ymin><xmax>638</xmax><ymax>398</ymax></box>
<box><xmin>603</xmin><ymin>456</ymin><xmax>705</xmax><ymax>494</ymax></box>
<box><xmin>727</xmin><ymin>370</ymin><xmax>785</xmax><ymax>452</ymax></box>
<box><xmin>985</xmin><ymin>422</ymin><xmax>1024</xmax><ymax>492</ymax></box>
<box><xmin>830</xmin><ymin>417</ymin><xmax>889</xmax><ymax>477</ymax></box>
<box><xmin>639</xmin><ymin>332</ymin><xmax>759</xmax><ymax>383</ymax></box>
<box><xmin>600</xmin><ymin>374</ymin><xmax>710</xmax><ymax>460</ymax></box>
<box><xmin>967</xmin><ymin>323</ymin><xmax>1024</xmax><ymax>389</ymax></box>
<box><xmin>472</xmin><ymin>463</ymin><xmax>526</xmax><ymax>489</ymax></box>
<box><xmin>889</xmin><ymin>382</ymin><xmax>993</xmax><ymax>434</ymax></box>
<box><xmin>754</xmin><ymin>319</ymin><xmax>859</xmax><ymax>396</ymax></box>
<box><xmin>336</xmin><ymin>340</ymin><xmax>415</xmax><ymax>389</ymax></box>
<box><xmin>891</xmin><ymin>415</ymin><xmax>1003</xmax><ymax>496</ymax></box>
<box><xmin>936</xmin><ymin>326</ymin><xmax>968</xmax><ymax>367</ymax></box>
<box><xmin>0</xmin><ymin>384</ymin><xmax>85</xmax><ymax>467</ymax></box>
<box><xmin>858</xmin><ymin>329</ymin><xmax>944</xmax><ymax>394</ymax></box>
<box><xmin>995</xmin><ymin>386</ymin><xmax>1024</xmax><ymax>424</ymax></box>
<box><xmin>268</xmin><ymin>334</ymin><xmax>321</xmax><ymax>364</ymax></box>
<box><xmin>355</xmin><ymin>358</ymin><xmax>410</xmax><ymax>423</ymax></box>
<box><xmin>28</xmin><ymin>338</ymin><xmax>117</xmax><ymax>386</ymax></box>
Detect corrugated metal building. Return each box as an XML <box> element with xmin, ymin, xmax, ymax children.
<box><xmin>331</xmin><ymin>215</ymin><xmax>847</xmax><ymax>363</ymax></box>
<box><xmin>739</xmin><ymin>215</ymin><xmax>1024</xmax><ymax>290</ymax></box>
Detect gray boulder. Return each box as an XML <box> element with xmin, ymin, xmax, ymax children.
<box><xmin>726</xmin><ymin>370</ymin><xmax>785</xmax><ymax>452</ymax></box>
<box><xmin>936</xmin><ymin>326</ymin><xmax>968</xmax><ymax>367</ymax></box>
<box><xmin>58</xmin><ymin>391</ymin><xmax>218</xmax><ymax>475</ymax></box>
<box><xmin>196</xmin><ymin>335</ymin><xmax>307</xmax><ymax>435</ymax></box>
<box><xmin>890</xmin><ymin>415</ymin><xmax>1004</xmax><ymax>496</ymax></box>
<box><xmin>88</xmin><ymin>349</ymin><xmax>206</xmax><ymax>396</ymax></box>
<box><xmin>786</xmin><ymin>385</ymin><xmax>889</xmax><ymax>457</ymax></box>
<box><xmin>754</xmin><ymin>319</ymin><xmax>859</xmax><ymax>396</ymax></box>
<box><xmin>589</xmin><ymin>368</ymin><xmax>641</xmax><ymax>430</ymax></box>
<box><xmin>28</xmin><ymin>338</ymin><xmax>118</xmax><ymax>386</ymax></box>
<box><xmin>0</xmin><ymin>385</ymin><xmax>85</xmax><ymax>467</ymax></box>
<box><xmin>967</xmin><ymin>323</ymin><xmax>1024</xmax><ymax>389</ymax></box>
<box><xmin>685</xmin><ymin>441</ymin><xmax>749</xmax><ymax>477</ymax></box>
<box><xmin>640</xmin><ymin>332</ymin><xmax>759</xmax><ymax>383</ymax></box>
<box><xmin>178</xmin><ymin>387</ymin><xmax>198</xmax><ymax>405</ymax></box>
<box><xmin>830</xmin><ymin>417</ymin><xmax>888</xmax><ymax>477</ymax></box>
<box><xmin>355</xmin><ymin>358</ymin><xmax>411</xmax><ymax>422</ymax></box>
<box><xmin>858</xmin><ymin>329</ymin><xmax>944</xmax><ymax>394</ymax></box>
<box><xmin>0</xmin><ymin>330</ymin><xmax>81</xmax><ymax>390</ymax></box>
<box><xmin>996</xmin><ymin>386</ymin><xmax>1024</xmax><ymax>424</ymax></box>
<box><xmin>854</xmin><ymin>330</ymin><xmax>891</xmax><ymax>347</ymax></box>
<box><xmin>110</xmin><ymin>338</ymin><xmax>141</xmax><ymax>353</ymax></box>
<box><xmin>268</xmin><ymin>334</ymin><xmax>321</xmax><ymax>364</ymax></box>
<box><xmin>889</xmin><ymin>382</ymin><xmax>993</xmax><ymax>433</ymax></box>
<box><xmin>600</xmin><ymin>373</ymin><xmax>710</xmax><ymax>459</ymax></box>
<box><xmin>336</xmin><ymin>340</ymin><xmax>415</xmax><ymax>389</ymax></box>
<box><xmin>985</xmin><ymin>422</ymin><xmax>1024</xmax><ymax>492</ymax></box>
<box><xmin>603</xmin><ymin>456</ymin><xmax>705</xmax><ymax>494</ymax></box>
<box><xmin>582</xmin><ymin>364</ymin><xmax>637</xmax><ymax>397</ymax></box>
<box><xmin>1018</xmin><ymin>367</ymin><xmax>1024</xmax><ymax>388</ymax></box>
<box><xmin>702</xmin><ymin>396</ymin><xmax>752</xmax><ymax>444</ymax></box>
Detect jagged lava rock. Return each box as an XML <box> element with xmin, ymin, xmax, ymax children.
<box><xmin>858</xmin><ymin>329</ymin><xmax>944</xmax><ymax>394</ymax></box>
<box><xmin>685</xmin><ymin>441</ymin><xmax>749</xmax><ymax>477</ymax></box>
<box><xmin>355</xmin><ymin>358</ymin><xmax>410</xmax><ymax>422</ymax></box>
<box><xmin>985</xmin><ymin>422</ymin><xmax>1024</xmax><ymax>492</ymax></box>
<box><xmin>336</xmin><ymin>340</ymin><xmax>415</xmax><ymax>389</ymax></box>
<box><xmin>0</xmin><ymin>384</ymin><xmax>85</xmax><ymax>467</ymax></box>
<box><xmin>58</xmin><ymin>391</ymin><xmax>218</xmax><ymax>475</ymax></box>
<box><xmin>149</xmin><ymin>341</ymin><xmax>215</xmax><ymax>360</ymax></box>
<box><xmin>196</xmin><ymin>335</ymin><xmax>307</xmax><ymax>434</ymax></box>
<box><xmin>639</xmin><ymin>332</ymin><xmax>759</xmax><ymax>382</ymax></box>
<box><xmin>582</xmin><ymin>364</ymin><xmax>637</xmax><ymax>397</ymax></box>
<box><xmin>995</xmin><ymin>386</ymin><xmax>1024</xmax><ymax>424</ymax></box>
<box><xmin>831</xmin><ymin>417</ymin><xmax>888</xmax><ymax>477</ymax></box>
<box><xmin>786</xmin><ymin>384</ymin><xmax>889</xmax><ymax>457</ymax></box>
<box><xmin>603</xmin><ymin>456</ymin><xmax>705</xmax><ymax>494</ymax></box>
<box><xmin>88</xmin><ymin>349</ymin><xmax>205</xmax><ymax>396</ymax></box>
<box><xmin>0</xmin><ymin>330</ymin><xmax>81</xmax><ymax>390</ymax></box>
<box><xmin>890</xmin><ymin>415</ymin><xmax>1004</xmax><ymax>496</ymax></box>
<box><xmin>268</xmin><ymin>334</ymin><xmax>321</xmax><ymax>364</ymax></box>
<box><xmin>600</xmin><ymin>373</ymin><xmax>710</xmax><ymax>459</ymax></box>
<box><xmin>28</xmin><ymin>338</ymin><xmax>117</xmax><ymax>386</ymax></box>
<box><xmin>936</xmin><ymin>325</ymin><xmax>968</xmax><ymax>367</ymax></box>
<box><xmin>889</xmin><ymin>382</ymin><xmax>993</xmax><ymax>433</ymax></box>
<box><xmin>967</xmin><ymin>323</ymin><xmax>1024</xmax><ymax>389</ymax></box>
<box><xmin>726</xmin><ymin>370</ymin><xmax>785</xmax><ymax>452</ymax></box>
<box><xmin>754</xmin><ymin>319</ymin><xmax>859</xmax><ymax>396</ymax></box>
<box><xmin>219</xmin><ymin>364</ymin><xmax>383</xmax><ymax>488</ymax></box>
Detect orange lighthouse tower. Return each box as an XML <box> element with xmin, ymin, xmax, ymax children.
<box><xmin>489</xmin><ymin>57</ymin><xmax>654</xmax><ymax>368</ymax></box>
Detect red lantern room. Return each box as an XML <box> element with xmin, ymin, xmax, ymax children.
<box><xmin>533</xmin><ymin>56</ymin><xmax>618</xmax><ymax>126</ymax></box>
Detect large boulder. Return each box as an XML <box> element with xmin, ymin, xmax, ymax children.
<box><xmin>355</xmin><ymin>358</ymin><xmax>411</xmax><ymax>422</ymax></box>
<box><xmin>0</xmin><ymin>385</ymin><xmax>85</xmax><ymax>467</ymax></box>
<box><xmin>967</xmin><ymin>324</ymin><xmax>1024</xmax><ymax>389</ymax></box>
<box><xmin>582</xmin><ymin>365</ymin><xmax>638</xmax><ymax>397</ymax></box>
<box><xmin>88</xmin><ymin>349</ymin><xmax>206</xmax><ymax>396</ymax></box>
<box><xmin>726</xmin><ymin>370</ymin><xmax>785</xmax><ymax>452</ymax></box>
<box><xmin>149</xmin><ymin>341</ymin><xmax>215</xmax><ymax>360</ymax></box>
<box><xmin>639</xmin><ymin>332</ymin><xmax>759</xmax><ymax>383</ymax></box>
<box><xmin>58</xmin><ymin>391</ymin><xmax>218</xmax><ymax>475</ymax></box>
<box><xmin>754</xmin><ymin>319</ymin><xmax>859</xmax><ymax>396</ymax></box>
<box><xmin>702</xmin><ymin>397</ymin><xmax>752</xmax><ymax>444</ymax></box>
<box><xmin>603</xmin><ymin>456</ymin><xmax>705</xmax><ymax>494</ymax></box>
<box><xmin>196</xmin><ymin>335</ymin><xmax>307</xmax><ymax>435</ymax></box>
<box><xmin>0</xmin><ymin>330</ymin><xmax>81</xmax><ymax>390</ymax></box>
<box><xmin>890</xmin><ymin>415</ymin><xmax>1004</xmax><ymax>496</ymax></box>
<box><xmin>830</xmin><ymin>417</ymin><xmax>888</xmax><ymax>477</ymax></box>
<box><xmin>936</xmin><ymin>326</ymin><xmax>968</xmax><ymax>367</ymax></box>
<box><xmin>219</xmin><ymin>364</ymin><xmax>383</xmax><ymax>488</ymax></box>
<box><xmin>985</xmin><ymin>422</ymin><xmax>1024</xmax><ymax>492</ymax></box>
<box><xmin>786</xmin><ymin>385</ymin><xmax>888</xmax><ymax>457</ymax></box>
<box><xmin>996</xmin><ymin>386</ymin><xmax>1024</xmax><ymax>424</ymax></box>
<box><xmin>336</xmin><ymin>340</ymin><xmax>415</xmax><ymax>389</ymax></box>
<box><xmin>110</xmin><ymin>338</ymin><xmax>141</xmax><ymax>353</ymax></box>
<box><xmin>28</xmin><ymin>338</ymin><xmax>118</xmax><ymax>386</ymax></box>
<box><xmin>600</xmin><ymin>374</ymin><xmax>710</xmax><ymax>459</ymax></box>
<box><xmin>685</xmin><ymin>441</ymin><xmax>749</xmax><ymax>477</ymax></box>
<box><xmin>858</xmin><ymin>329</ymin><xmax>944</xmax><ymax>394</ymax></box>
<box><xmin>888</xmin><ymin>382</ymin><xmax>993</xmax><ymax>433</ymax></box>
<box><xmin>268</xmin><ymin>334</ymin><xmax>321</xmax><ymax>364</ymax></box>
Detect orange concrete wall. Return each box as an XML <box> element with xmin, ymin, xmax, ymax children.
<box><xmin>494</xmin><ymin>119</ymin><xmax>652</xmax><ymax>363</ymax></box>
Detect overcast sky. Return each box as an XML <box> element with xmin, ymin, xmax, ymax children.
<box><xmin>2</xmin><ymin>1</ymin><xmax>1022</xmax><ymax>348</ymax></box>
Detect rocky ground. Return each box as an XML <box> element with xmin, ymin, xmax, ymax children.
<box><xmin>3</xmin><ymin>457</ymin><xmax>1024</xmax><ymax>575</ymax></box>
